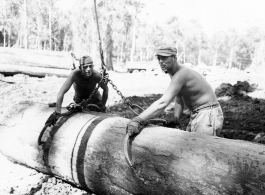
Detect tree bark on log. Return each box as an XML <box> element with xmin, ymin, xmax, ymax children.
<box><xmin>0</xmin><ymin>47</ymin><xmax>72</xmax><ymax>69</ymax></box>
<box><xmin>0</xmin><ymin>102</ymin><xmax>265</xmax><ymax>195</ymax></box>
<box><xmin>0</xmin><ymin>47</ymin><xmax>73</xmax><ymax>77</ymax></box>
<box><xmin>0</xmin><ymin>64</ymin><xmax>70</xmax><ymax>78</ymax></box>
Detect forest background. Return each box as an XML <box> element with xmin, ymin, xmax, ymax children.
<box><xmin>1</xmin><ymin>0</ymin><xmax>265</xmax><ymax>194</ymax></box>
<box><xmin>0</xmin><ymin>0</ymin><xmax>265</xmax><ymax>71</ymax></box>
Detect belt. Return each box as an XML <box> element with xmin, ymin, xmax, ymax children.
<box><xmin>192</xmin><ymin>101</ymin><xmax>220</xmax><ymax>112</ymax></box>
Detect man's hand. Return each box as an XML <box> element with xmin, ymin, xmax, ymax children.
<box><xmin>103</xmin><ymin>74</ymin><xmax>109</xmax><ymax>85</ymax></box>
<box><xmin>126</xmin><ymin>117</ymin><xmax>146</xmax><ymax>136</ymax></box>
<box><xmin>45</xmin><ymin>111</ymin><xmax>61</xmax><ymax>126</ymax></box>
<box><xmin>164</xmin><ymin>116</ymin><xmax>181</xmax><ymax>128</ymax></box>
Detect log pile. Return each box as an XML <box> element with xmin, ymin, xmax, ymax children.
<box><xmin>0</xmin><ymin>101</ymin><xmax>265</xmax><ymax>195</ymax></box>
<box><xmin>0</xmin><ymin>47</ymin><xmax>72</xmax><ymax>77</ymax></box>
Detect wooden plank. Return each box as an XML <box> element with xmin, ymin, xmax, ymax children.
<box><xmin>0</xmin><ymin>102</ymin><xmax>265</xmax><ymax>195</ymax></box>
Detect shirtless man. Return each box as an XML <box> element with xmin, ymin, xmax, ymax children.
<box><xmin>126</xmin><ymin>46</ymin><xmax>223</xmax><ymax>136</ymax></box>
<box><xmin>46</xmin><ymin>55</ymin><xmax>109</xmax><ymax>126</ymax></box>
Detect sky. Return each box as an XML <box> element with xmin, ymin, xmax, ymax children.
<box><xmin>57</xmin><ymin>0</ymin><xmax>265</xmax><ymax>36</ymax></box>
<box><xmin>146</xmin><ymin>0</ymin><xmax>265</xmax><ymax>36</ymax></box>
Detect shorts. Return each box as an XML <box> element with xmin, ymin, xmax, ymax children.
<box><xmin>186</xmin><ymin>101</ymin><xmax>224</xmax><ymax>136</ymax></box>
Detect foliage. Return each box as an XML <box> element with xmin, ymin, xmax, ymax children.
<box><xmin>0</xmin><ymin>0</ymin><xmax>265</xmax><ymax>70</ymax></box>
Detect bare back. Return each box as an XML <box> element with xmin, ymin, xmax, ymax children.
<box><xmin>174</xmin><ymin>65</ymin><xmax>217</xmax><ymax>109</ymax></box>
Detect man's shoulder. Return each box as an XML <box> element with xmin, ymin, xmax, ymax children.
<box><xmin>172</xmin><ymin>65</ymin><xmax>196</xmax><ymax>83</ymax></box>
<box><xmin>175</xmin><ymin>64</ymin><xmax>192</xmax><ymax>75</ymax></box>
<box><xmin>69</xmin><ymin>69</ymin><xmax>81</xmax><ymax>77</ymax></box>
<box><xmin>92</xmin><ymin>70</ymin><xmax>102</xmax><ymax>79</ymax></box>
<box><xmin>92</xmin><ymin>69</ymin><xmax>101</xmax><ymax>75</ymax></box>
<box><xmin>71</xmin><ymin>69</ymin><xmax>81</xmax><ymax>74</ymax></box>
<box><xmin>180</xmin><ymin>64</ymin><xmax>202</xmax><ymax>76</ymax></box>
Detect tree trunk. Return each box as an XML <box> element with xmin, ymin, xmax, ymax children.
<box><xmin>146</xmin><ymin>47</ymin><xmax>150</xmax><ymax>61</ymax></box>
<box><xmin>130</xmin><ymin>25</ymin><xmax>136</xmax><ymax>62</ymax></box>
<box><xmin>91</xmin><ymin>17</ymin><xmax>97</xmax><ymax>61</ymax></box>
<box><xmin>3</xmin><ymin>26</ymin><xmax>6</xmax><ymax>47</ymax></box>
<box><xmin>140</xmin><ymin>48</ymin><xmax>143</xmax><ymax>61</ymax></box>
<box><xmin>49</xmin><ymin>1</ymin><xmax>52</xmax><ymax>50</ymax></box>
<box><xmin>8</xmin><ymin>28</ymin><xmax>11</xmax><ymax>47</ymax></box>
<box><xmin>213</xmin><ymin>49</ymin><xmax>218</xmax><ymax>66</ymax></box>
<box><xmin>23</xmin><ymin>0</ymin><xmax>28</xmax><ymax>49</ymax></box>
<box><xmin>63</xmin><ymin>34</ymin><xmax>67</xmax><ymax>51</ymax></box>
<box><xmin>229</xmin><ymin>47</ymin><xmax>234</xmax><ymax>69</ymax></box>
<box><xmin>0</xmin><ymin>102</ymin><xmax>265</xmax><ymax>195</ymax></box>
<box><xmin>105</xmin><ymin>23</ymin><xmax>114</xmax><ymax>71</ymax></box>
<box><xmin>183</xmin><ymin>41</ymin><xmax>186</xmax><ymax>64</ymax></box>
<box><xmin>0</xmin><ymin>64</ymin><xmax>70</xmax><ymax>78</ymax></box>
<box><xmin>120</xmin><ymin>36</ymin><xmax>125</xmax><ymax>64</ymax></box>
<box><xmin>198</xmin><ymin>50</ymin><xmax>201</xmax><ymax>65</ymax></box>
<box><xmin>37</xmin><ymin>0</ymin><xmax>41</xmax><ymax>50</ymax></box>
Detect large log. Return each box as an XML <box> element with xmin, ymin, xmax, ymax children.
<box><xmin>0</xmin><ymin>47</ymin><xmax>72</xmax><ymax>69</ymax></box>
<box><xmin>0</xmin><ymin>102</ymin><xmax>265</xmax><ymax>195</ymax></box>
<box><xmin>0</xmin><ymin>64</ymin><xmax>71</xmax><ymax>78</ymax></box>
<box><xmin>0</xmin><ymin>47</ymin><xmax>73</xmax><ymax>77</ymax></box>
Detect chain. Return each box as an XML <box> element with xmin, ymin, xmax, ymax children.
<box><xmin>93</xmin><ymin>0</ymin><xmax>142</xmax><ymax>116</ymax></box>
<box><xmin>108</xmin><ymin>78</ymin><xmax>167</xmax><ymax>125</ymax></box>
<box><xmin>66</xmin><ymin>74</ymin><xmax>108</xmax><ymax>112</ymax></box>
<box><xmin>108</xmin><ymin>78</ymin><xmax>145</xmax><ymax>116</ymax></box>
<box><xmin>108</xmin><ymin>79</ymin><xmax>126</xmax><ymax>101</ymax></box>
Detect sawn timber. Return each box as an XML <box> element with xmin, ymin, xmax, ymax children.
<box><xmin>0</xmin><ymin>101</ymin><xmax>265</xmax><ymax>195</ymax></box>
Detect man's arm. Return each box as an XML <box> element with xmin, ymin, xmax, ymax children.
<box><xmin>100</xmin><ymin>82</ymin><xmax>109</xmax><ymax>107</ymax></box>
<box><xmin>96</xmin><ymin>72</ymin><xmax>109</xmax><ymax>107</ymax></box>
<box><xmin>56</xmin><ymin>72</ymin><xmax>75</xmax><ymax>113</ymax></box>
<box><xmin>174</xmin><ymin>95</ymin><xmax>184</xmax><ymax>119</ymax></box>
<box><xmin>138</xmin><ymin>72</ymin><xmax>185</xmax><ymax>121</ymax></box>
<box><xmin>126</xmin><ymin>73</ymin><xmax>185</xmax><ymax>136</ymax></box>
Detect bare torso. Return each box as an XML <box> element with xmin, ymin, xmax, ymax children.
<box><xmin>72</xmin><ymin>70</ymin><xmax>101</xmax><ymax>100</ymax></box>
<box><xmin>175</xmin><ymin>65</ymin><xmax>217</xmax><ymax>109</ymax></box>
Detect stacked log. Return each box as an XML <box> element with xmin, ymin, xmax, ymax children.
<box><xmin>0</xmin><ymin>101</ymin><xmax>265</xmax><ymax>195</ymax></box>
<box><xmin>0</xmin><ymin>47</ymin><xmax>72</xmax><ymax>77</ymax></box>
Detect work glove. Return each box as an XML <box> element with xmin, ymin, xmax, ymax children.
<box><xmin>164</xmin><ymin>116</ymin><xmax>181</xmax><ymax>128</ymax></box>
<box><xmin>126</xmin><ymin>116</ymin><xmax>147</xmax><ymax>136</ymax></box>
<box><xmin>45</xmin><ymin>111</ymin><xmax>61</xmax><ymax>126</ymax></box>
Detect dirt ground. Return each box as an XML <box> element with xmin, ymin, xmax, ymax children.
<box><xmin>0</xmin><ymin>66</ymin><xmax>265</xmax><ymax>195</ymax></box>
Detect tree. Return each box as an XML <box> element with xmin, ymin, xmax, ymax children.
<box><xmin>246</xmin><ymin>27</ymin><xmax>265</xmax><ymax>68</ymax></box>
<box><xmin>0</xmin><ymin>0</ymin><xmax>25</xmax><ymax>48</ymax></box>
<box><xmin>210</xmin><ymin>31</ymin><xmax>232</xmax><ymax>67</ymax></box>
<box><xmin>181</xmin><ymin>20</ymin><xmax>207</xmax><ymax>65</ymax></box>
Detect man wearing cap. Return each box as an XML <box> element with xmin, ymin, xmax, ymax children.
<box><xmin>126</xmin><ymin>46</ymin><xmax>224</xmax><ymax>137</ymax></box>
<box><xmin>46</xmin><ymin>55</ymin><xmax>109</xmax><ymax>125</ymax></box>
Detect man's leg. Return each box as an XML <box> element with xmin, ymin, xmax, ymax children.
<box><xmin>211</xmin><ymin>107</ymin><xmax>224</xmax><ymax>136</ymax></box>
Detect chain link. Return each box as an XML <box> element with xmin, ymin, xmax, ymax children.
<box><xmin>108</xmin><ymin>78</ymin><xmax>146</xmax><ymax>116</ymax></box>
<box><xmin>66</xmin><ymin>74</ymin><xmax>108</xmax><ymax>112</ymax></box>
<box><xmin>65</xmin><ymin>67</ymin><xmax>144</xmax><ymax>117</ymax></box>
<box><xmin>108</xmin><ymin>78</ymin><xmax>166</xmax><ymax>125</ymax></box>
<box><xmin>66</xmin><ymin>70</ymin><xmax>166</xmax><ymax>124</ymax></box>
<box><xmin>108</xmin><ymin>79</ymin><xmax>126</xmax><ymax>101</ymax></box>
